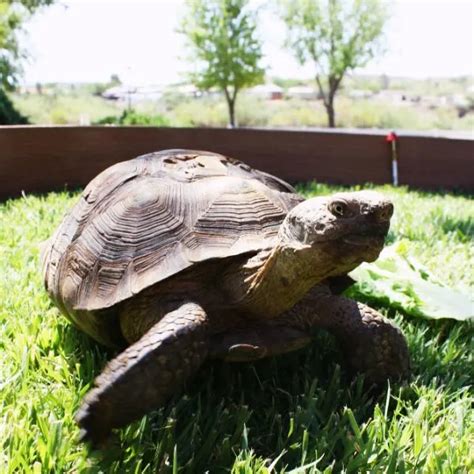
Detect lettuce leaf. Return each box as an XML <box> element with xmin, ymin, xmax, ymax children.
<box><xmin>348</xmin><ymin>241</ymin><xmax>473</xmax><ymax>321</ymax></box>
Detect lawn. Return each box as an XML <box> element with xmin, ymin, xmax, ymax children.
<box><xmin>0</xmin><ymin>184</ymin><xmax>472</xmax><ymax>473</ymax></box>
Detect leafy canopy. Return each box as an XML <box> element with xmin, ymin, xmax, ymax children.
<box><xmin>0</xmin><ymin>0</ymin><xmax>55</xmax><ymax>89</ymax></box>
<box><xmin>0</xmin><ymin>86</ymin><xmax>28</xmax><ymax>123</ymax></box>
<box><xmin>180</xmin><ymin>0</ymin><xmax>264</xmax><ymax>126</ymax></box>
<box><xmin>279</xmin><ymin>0</ymin><xmax>388</xmax><ymax>126</ymax></box>
<box><xmin>280</xmin><ymin>0</ymin><xmax>387</xmax><ymax>81</ymax></box>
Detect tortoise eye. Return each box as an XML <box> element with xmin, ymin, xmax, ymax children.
<box><xmin>289</xmin><ymin>214</ymin><xmax>298</xmax><ymax>225</ymax></box>
<box><xmin>329</xmin><ymin>201</ymin><xmax>347</xmax><ymax>217</ymax></box>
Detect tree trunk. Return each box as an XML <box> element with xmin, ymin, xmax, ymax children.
<box><xmin>224</xmin><ymin>88</ymin><xmax>237</xmax><ymax>128</ymax></box>
<box><xmin>325</xmin><ymin>79</ymin><xmax>338</xmax><ymax>128</ymax></box>
<box><xmin>315</xmin><ymin>74</ymin><xmax>337</xmax><ymax>128</ymax></box>
<box><xmin>228</xmin><ymin>99</ymin><xmax>236</xmax><ymax>128</ymax></box>
<box><xmin>325</xmin><ymin>100</ymin><xmax>336</xmax><ymax>128</ymax></box>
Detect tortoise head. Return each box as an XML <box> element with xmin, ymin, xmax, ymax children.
<box><xmin>279</xmin><ymin>191</ymin><xmax>393</xmax><ymax>273</ymax></box>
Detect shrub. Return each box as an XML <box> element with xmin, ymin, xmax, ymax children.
<box><xmin>49</xmin><ymin>108</ymin><xmax>70</xmax><ymax>125</ymax></box>
<box><xmin>170</xmin><ymin>98</ymin><xmax>228</xmax><ymax>127</ymax></box>
<box><xmin>10</xmin><ymin>92</ymin><xmax>120</xmax><ymax>124</ymax></box>
<box><xmin>0</xmin><ymin>88</ymin><xmax>28</xmax><ymax>124</ymax></box>
<box><xmin>94</xmin><ymin>109</ymin><xmax>170</xmax><ymax>126</ymax></box>
<box><xmin>269</xmin><ymin>101</ymin><xmax>326</xmax><ymax>127</ymax></box>
<box><xmin>235</xmin><ymin>95</ymin><xmax>272</xmax><ymax>127</ymax></box>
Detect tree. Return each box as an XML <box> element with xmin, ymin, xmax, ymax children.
<box><xmin>279</xmin><ymin>0</ymin><xmax>388</xmax><ymax>127</ymax></box>
<box><xmin>0</xmin><ymin>0</ymin><xmax>55</xmax><ymax>90</ymax></box>
<box><xmin>0</xmin><ymin>87</ymin><xmax>28</xmax><ymax>124</ymax></box>
<box><xmin>180</xmin><ymin>0</ymin><xmax>264</xmax><ymax>128</ymax></box>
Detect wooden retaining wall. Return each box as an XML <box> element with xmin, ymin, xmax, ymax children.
<box><xmin>0</xmin><ymin>126</ymin><xmax>472</xmax><ymax>199</ymax></box>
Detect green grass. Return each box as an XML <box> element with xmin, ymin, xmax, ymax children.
<box><xmin>1</xmin><ymin>185</ymin><xmax>473</xmax><ymax>472</ymax></box>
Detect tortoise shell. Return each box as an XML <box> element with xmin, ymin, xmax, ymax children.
<box><xmin>42</xmin><ymin>150</ymin><xmax>303</xmax><ymax>323</ymax></box>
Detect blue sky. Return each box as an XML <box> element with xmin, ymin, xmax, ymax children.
<box><xmin>22</xmin><ymin>0</ymin><xmax>474</xmax><ymax>85</ymax></box>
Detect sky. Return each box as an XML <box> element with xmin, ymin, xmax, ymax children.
<box><xmin>21</xmin><ymin>0</ymin><xmax>474</xmax><ymax>85</ymax></box>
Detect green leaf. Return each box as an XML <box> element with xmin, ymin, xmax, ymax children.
<box><xmin>349</xmin><ymin>241</ymin><xmax>473</xmax><ymax>321</ymax></box>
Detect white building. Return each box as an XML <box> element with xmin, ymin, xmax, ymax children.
<box><xmin>287</xmin><ymin>86</ymin><xmax>319</xmax><ymax>100</ymax></box>
<box><xmin>247</xmin><ymin>83</ymin><xmax>284</xmax><ymax>100</ymax></box>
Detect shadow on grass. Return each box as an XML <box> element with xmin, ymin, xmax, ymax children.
<box><xmin>61</xmin><ymin>328</ymin><xmax>387</xmax><ymax>473</ymax></box>
<box><xmin>52</xmin><ymin>298</ymin><xmax>474</xmax><ymax>473</ymax></box>
<box><xmin>58</xmin><ymin>308</ymin><xmax>473</xmax><ymax>473</ymax></box>
<box><xmin>439</xmin><ymin>215</ymin><xmax>474</xmax><ymax>240</ymax></box>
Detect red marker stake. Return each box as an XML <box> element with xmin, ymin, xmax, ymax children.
<box><xmin>385</xmin><ymin>131</ymin><xmax>399</xmax><ymax>186</ymax></box>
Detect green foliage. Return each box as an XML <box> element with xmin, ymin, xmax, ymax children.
<box><xmin>267</xmin><ymin>99</ymin><xmax>327</xmax><ymax>127</ymax></box>
<box><xmin>180</xmin><ymin>0</ymin><xmax>264</xmax><ymax>126</ymax></box>
<box><xmin>170</xmin><ymin>97</ymin><xmax>229</xmax><ymax>127</ymax></box>
<box><xmin>0</xmin><ymin>2</ymin><xmax>23</xmax><ymax>90</ymax></box>
<box><xmin>169</xmin><ymin>95</ymin><xmax>272</xmax><ymax>128</ymax></box>
<box><xmin>0</xmin><ymin>87</ymin><xmax>28</xmax><ymax>123</ymax></box>
<box><xmin>280</xmin><ymin>0</ymin><xmax>388</xmax><ymax>75</ymax></box>
<box><xmin>349</xmin><ymin>240</ymin><xmax>473</xmax><ymax>321</ymax></box>
<box><xmin>0</xmin><ymin>186</ymin><xmax>472</xmax><ymax>472</ymax></box>
<box><xmin>11</xmin><ymin>80</ymin><xmax>474</xmax><ymax>131</ymax></box>
<box><xmin>11</xmin><ymin>88</ymin><xmax>121</xmax><ymax>124</ymax></box>
<box><xmin>0</xmin><ymin>0</ymin><xmax>55</xmax><ymax>89</ymax></box>
<box><xmin>279</xmin><ymin>0</ymin><xmax>389</xmax><ymax>126</ymax></box>
<box><xmin>168</xmin><ymin>93</ymin><xmax>474</xmax><ymax>131</ymax></box>
<box><xmin>335</xmin><ymin>97</ymin><xmax>474</xmax><ymax>131</ymax></box>
<box><xmin>272</xmin><ymin>77</ymin><xmax>308</xmax><ymax>89</ymax></box>
<box><xmin>94</xmin><ymin>108</ymin><xmax>170</xmax><ymax>127</ymax></box>
<box><xmin>4</xmin><ymin>0</ymin><xmax>55</xmax><ymax>12</ymax></box>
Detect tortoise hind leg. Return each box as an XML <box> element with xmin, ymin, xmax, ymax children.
<box><xmin>76</xmin><ymin>302</ymin><xmax>208</xmax><ymax>446</ymax></box>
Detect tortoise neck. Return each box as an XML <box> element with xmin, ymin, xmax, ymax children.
<box><xmin>226</xmin><ymin>243</ymin><xmax>330</xmax><ymax>318</ymax></box>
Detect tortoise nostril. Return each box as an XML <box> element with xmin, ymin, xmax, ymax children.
<box><xmin>376</xmin><ymin>203</ymin><xmax>394</xmax><ymax>223</ymax></box>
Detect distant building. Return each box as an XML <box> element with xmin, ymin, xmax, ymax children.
<box><xmin>175</xmin><ymin>84</ymin><xmax>202</xmax><ymax>98</ymax></box>
<box><xmin>374</xmin><ymin>90</ymin><xmax>411</xmax><ymax>105</ymax></box>
<box><xmin>287</xmin><ymin>86</ymin><xmax>319</xmax><ymax>100</ymax></box>
<box><xmin>102</xmin><ymin>85</ymin><xmax>136</xmax><ymax>101</ymax></box>
<box><xmin>348</xmin><ymin>89</ymin><xmax>373</xmax><ymax>99</ymax></box>
<box><xmin>102</xmin><ymin>85</ymin><xmax>162</xmax><ymax>102</ymax></box>
<box><xmin>247</xmin><ymin>83</ymin><xmax>284</xmax><ymax>100</ymax></box>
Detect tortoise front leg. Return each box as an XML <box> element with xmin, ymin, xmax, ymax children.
<box><xmin>76</xmin><ymin>302</ymin><xmax>209</xmax><ymax>446</ymax></box>
<box><xmin>282</xmin><ymin>286</ymin><xmax>410</xmax><ymax>383</ymax></box>
<box><xmin>209</xmin><ymin>287</ymin><xmax>409</xmax><ymax>381</ymax></box>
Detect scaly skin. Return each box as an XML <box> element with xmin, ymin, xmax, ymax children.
<box><xmin>275</xmin><ymin>286</ymin><xmax>410</xmax><ymax>383</ymax></box>
<box><xmin>211</xmin><ymin>285</ymin><xmax>410</xmax><ymax>383</ymax></box>
<box><xmin>76</xmin><ymin>302</ymin><xmax>208</xmax><ymax>446</ymax></box>
<box><xmin>77</xmin><ymin>286</ymin><xmax>409</xmax><ymax>446</ymax></box>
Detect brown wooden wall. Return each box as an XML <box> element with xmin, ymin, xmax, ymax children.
<box><xmin>0</xmin><ymin>126</ymin><xmax>472</xmax><ymax>199</ymax></box>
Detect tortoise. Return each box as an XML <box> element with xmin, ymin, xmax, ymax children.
<box><xmin>41</xmin><ymin>149</ymin><xmax>410</xmax><ymax>444</ymax></box>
